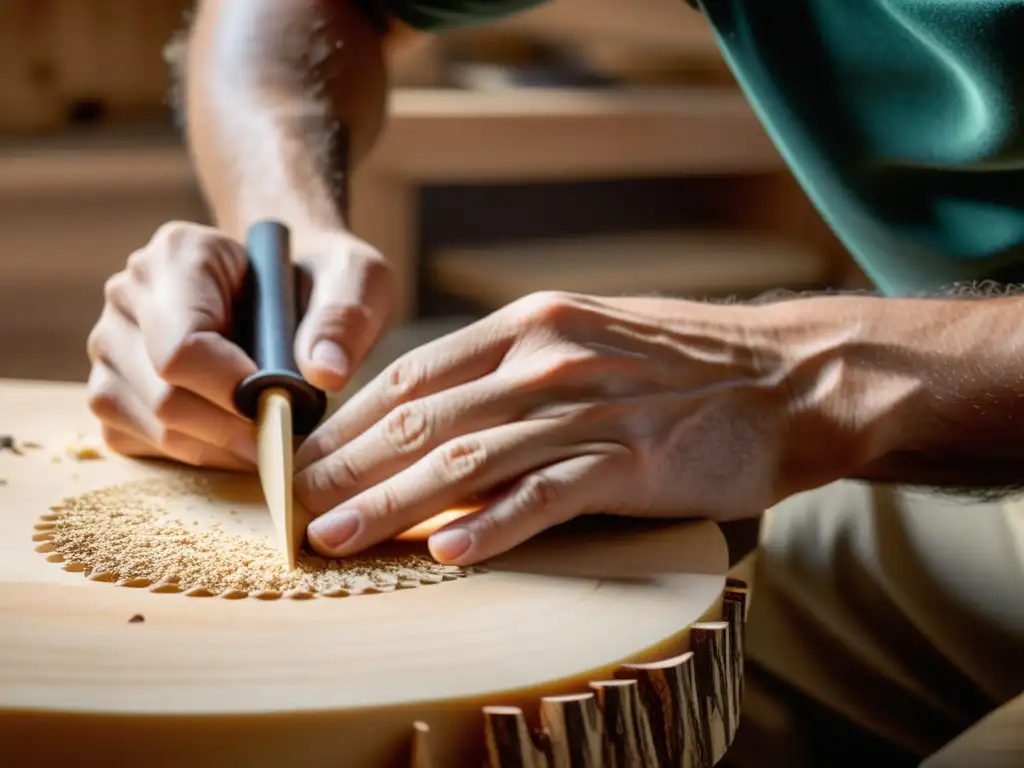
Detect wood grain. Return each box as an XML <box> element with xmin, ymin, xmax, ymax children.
<box><xmin>617</xmin><ymin>651</ymin><xmax>707</xmax><ymax>767</ymax></box>
<box><xmin>484</xmin><ymin>706</ymin><xmax>550</xmax><ymax>768</ymax></box>
<box><xmin>409</xmin><ymin>721</ymin><xmax>433</xmax><ymax>768</ymax></box>
<box><xmin>0</xmin><ymin>380</ymin><xmax>732</xmax><ymax>768</ymax></box>
<box><xmin>479</xmin><ymin>579</ymin><xmax>751</xmax><ymax>768</ymax></box>
<box><xmin>723</xmin><ymin>583</ymin><xmax>749</xmax><ymax>716</ymax></box>
<box><xmin>690</xmin><ymin>622</ymin><xmax>731</xmax><ymax>763</ymax></box>
<box><xmin>589</xmin><ymin>680</ymin><xmax>657</xmax><ymax>767</ymax></box>
<box><xmin>540</xmin><ymin>693</ymin><xmax>603</xmax><ymax>768</ymax></box>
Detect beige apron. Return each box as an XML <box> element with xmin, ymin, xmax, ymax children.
<box><xmin>722</xmin><ymin>481</ymin><xmax>1024</xmax><ymax>766</ymax></box>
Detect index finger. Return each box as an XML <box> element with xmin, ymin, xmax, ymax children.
<box><xmin>294</xmin><ymin>316</ymin><xmax>510</xmax><ymax>470</ymax></box>
<box><xmin>136</xmin><ymin>233</ymin><xmax>257</xmax><ymax>414</ymax></box>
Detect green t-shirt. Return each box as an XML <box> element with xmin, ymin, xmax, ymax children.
<box><xmin>385</xmin><ymin>0</ymin><xmax>1024</xmax><ymax>296</ymax></box>
<box><xmin>385</xmin><ymin>0</ymin><xmax>548</xmax><ymax>31</ymax></box>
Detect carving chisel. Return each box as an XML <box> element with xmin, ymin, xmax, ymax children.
<box><xmin>232</xmin><ymin>221</ymin><xmax>327</xmax><ymax>569</ymax></box>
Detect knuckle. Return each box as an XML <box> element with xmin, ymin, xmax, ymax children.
<box><xmin>151</xmin><ymin>220</ymin><xmax>193</xmax><ymax>252</ymax></box>
<box><xmin>299</xmin><ymin>451</ymin><xmax>362</xmax><ymax>509</ymax></box>
<box><xmin>182</xmin><ymin>233</ymin><xmax>224</xmax><ymax>270</ymax></box>
<box><xmin>510</xmin><ymin>290</ymin><xmax>577</xmax><ymax>329</ymax></box>
<box><xmin>150</xmin><ymin>385</ymin><xmax>183</xmax><ymax>425</ymax></box>
<box><xmin>125</xmin><ymin>248</ymin><xmax>149</xmax><ymax>281</ymax></box>
<box><xmin>296</xmin><ymin>450</ymin><xmax>364</xmax><ymax>518</ymax></box>
<box><xmin>150</xmin><ymin>426</ymin><xmax>174</xmax><ymax>452</ymax></box>
<box><xmin>296</xmin><ymin>432</ymin><xmax>331</xmax><ymax>466</ymax></box>
<box><xmin>154</xmin><ymin>330</ymin><xmax>213</xmax><ymax>381</ymax></box>
<box><xmin>362</xmin><ymin>251</ymin><xmax>392</xmax><ymax>280</ymax></box>
<box><xmin>87</xmin><ymin>380</ymin><xmax>120</xmax><ymax>422</ymax></box>
<box><xmin>432</xmin><ymin>438</ymin><xmax>488</xmax><ymax>484</ymax></box>
<box><xmin>382</xmin><ymin>354</ymin><xmax>424</xmax><ymax>404</ymax></box>
<box><xmin>100</xmin><ymin>426</ymin><xmax>135</xmax><ymax>454</ymax></box>
<box><xmin>296</xmin><ymin>472</ymin><xmax>332</xmax><ymax>515</ymax></box>
<box><xmin>312</xmin><ymin>301</ymin><xmax>372</xmax><ymax>338</ymax></box>
<box><xmin>102</xmin><ymin>272</ymin><xmax>132</xmax><ymax>307</ymax></box>
<box><xmin>158</xmin><ymin>432</ymin><xmax>204</xmax><ymax>467</ymax></box>
<box><xmin>514</xmin><ymin>473</ymin><xmax>559</xmax><ymax>512</ymax></box>
<box><xmin>152</xmin><ymin>221</ymin><xmax>236</xmax><ymax>273</ymax></box>
<box><xmin>359</xmin><ymin>253</ymin><xmax>394</xmax><ymax>293</ymax></box>
<box><xmin>328</xmin><ymin>450</ymin><xmax>361</xmax><ymax>488</ymax></box>
<box><xmin>154</xmin><ymin>344</ymin><xmax>186</xmax><ymax>382</ymax></box>
<box><xmin>342</xmin><ymin>240</ymin><xmax>388</xmax><ymax>273</ymax></box>
<box><xmin>85</xmin><ymin>322</ymin><xmax>107</xmax><ymax>363</ymax></box>
<box><xmin>374</xmin><ymin>484</ymin><xmax>402</xmax><ymax>523</ymax></box>
<box><xmin>383</xmin><ymin>403</ymin><xmax>431</xmax><ymax>454</ymax></box>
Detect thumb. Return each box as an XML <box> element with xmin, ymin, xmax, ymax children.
<box><xmin>294</xmin><ymin>255</ymin><xmax>391</xmax><ymax>392</ymax></box>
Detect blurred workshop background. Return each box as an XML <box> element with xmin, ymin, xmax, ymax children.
<box><xmin>0</xmin><ymin>0</ymin><xmax>869</xmax><ymax>384</ymax></box>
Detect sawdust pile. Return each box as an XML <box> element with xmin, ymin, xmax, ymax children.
<box><xmin>45</xmin><ymin>476</ymin><xmax>470</xmax><ymax>596</ymax></box>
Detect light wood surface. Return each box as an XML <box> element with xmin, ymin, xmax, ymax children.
<box><xmin>0</xmin><ymin>379</ymin><xmax>747</xmax><ymax>767</ymax></box>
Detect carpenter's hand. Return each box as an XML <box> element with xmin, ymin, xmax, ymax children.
<box><xmin>86</xmin><ymin>221</ymin><xmax>392</xmax><ymax>470</ymax></box>
<box><xmin>294</xmin><ymin>291</ymin><xmax>795</xmax><ymax>565</ymax></box>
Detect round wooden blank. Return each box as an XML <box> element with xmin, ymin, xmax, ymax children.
<box><xmin>0</xmin><ymin>380</ymin><xmax>729</xmax><ymax>768</ymax></box>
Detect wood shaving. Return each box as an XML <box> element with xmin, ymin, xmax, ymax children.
<box><xmin>66</xmin><ymin>444</ymin><xmax>104</xmax><ymax>461</ymax></box>
<box><xmin>45</xmin><ymin>476</ymin><xmax>471</xmax><ymax>596</ymax></box>
<box><xmin>0</xmin><ymin>435</ymin><xmax>23</xmax><ymax>455</ymax></box>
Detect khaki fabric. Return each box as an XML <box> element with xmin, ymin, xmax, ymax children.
<box><xmin>921</xmin><ymin>694</ymin><xmax>1024</xmax><ymax>768</ymax></box>
<box><xmin>722</xmin><ymin>481</ymin><xmax>1024</xmax><ymax>766</ymax></box>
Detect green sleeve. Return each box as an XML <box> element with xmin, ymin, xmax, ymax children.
<box><xmin>386</xmin><ymin>0</ymin><xmax>549</xmax><ymax>32</ymax></box>
<box><xmin>692</xmin><ymin>0</ymin><xmax>1024</xmax><ymax>296</ymax></box>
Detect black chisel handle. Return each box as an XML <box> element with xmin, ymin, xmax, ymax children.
<box><xmin>231</xmin><ymin>220</ymin><xmax>327</xmax><ymax>435</ymax></box>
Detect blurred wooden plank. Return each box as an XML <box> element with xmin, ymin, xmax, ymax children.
<box><xmin>0</xmin><ymin>85</ymin><xmax>779</xmax><ymax>196</ymax></box>
<box><xmin>52</xmin><ymin>0</ymin><xmax>190</xmax><ymax>117</ymax></box>
<box><xmin>430</xmin><ymin>231</ymin><xmax>828</xmax><ymax>308</ymax></box>
<box><xmin>0</xmin><ymin>1</ymin><xmax>63</xmax><ymax>133</ymax></box>
<box><xmin>0</xmin><ymin>144</ymin><xmax>193</xmax><ymax>196</ymax></box>
<box><xmin>0</xmin><ymin>0</ymin><xmax>722</xmax><ymax>136</ymax></box>
<box><xmin>471</xmin><ymin>0</ymin><xmax>718</xmax><ymax>58</ymax></box>
<box><xmin>0</xmin><ymin>84</ymin><xmax>784</xmax><ymax>329</ymax></box>
<box><xmin>0</xmin><ymin>0</ymin><xmax>191</xmax><ymax>136</ymax></box>
<box><xmin>369</xmin><ymin>87</ymin><xmax>780</xmax><ymax>180</ymax></box>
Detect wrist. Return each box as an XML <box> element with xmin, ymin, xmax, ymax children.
<box><xmin>619</xmin><ymin>290</ymin><xmax>1024</xmax><ymax>494</ymax></box>
<box><xmin>611</xmin><ymin>293</ymin><xmax>885</xmax><ymax>498</ymax></box>
<box><xmin>754</xmin><ymin>295</ymin><xmax>927</xmax><ymax>495</ymax></box>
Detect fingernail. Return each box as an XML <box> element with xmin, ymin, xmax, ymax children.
<box><xmin>429</xmin><ymin>528</ymin><xmax>472</xmax><ymax>562</ymax></box>
<box><xmin>311</xmin><ymin>340</ymin><xmax>349</xmax><ymax>378</ymax></box>
<box><xmin>308</xmin><ymin>508</ymin><xmax>361</xmax><ymax>552</ymax></box>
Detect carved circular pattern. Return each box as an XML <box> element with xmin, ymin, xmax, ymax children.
<box><xmin>33</xmin><ymin>473</ymin><xmax>477</xmax><ymax>600</ymax></box>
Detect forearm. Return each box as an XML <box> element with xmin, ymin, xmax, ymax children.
<box><xmin>612</xmin><ymin>289</ymin><xmax>1024</xmax><ymax>495</ymax></box>
<box><xmin>769</xmin><ymin>294</ymin><xmax>1024</xmax><ymax>493</ymax></box>
<box><xmin>182</xmin><ymin>0</ymin><xmax>388</xmax><ymax>244</ymax></box>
